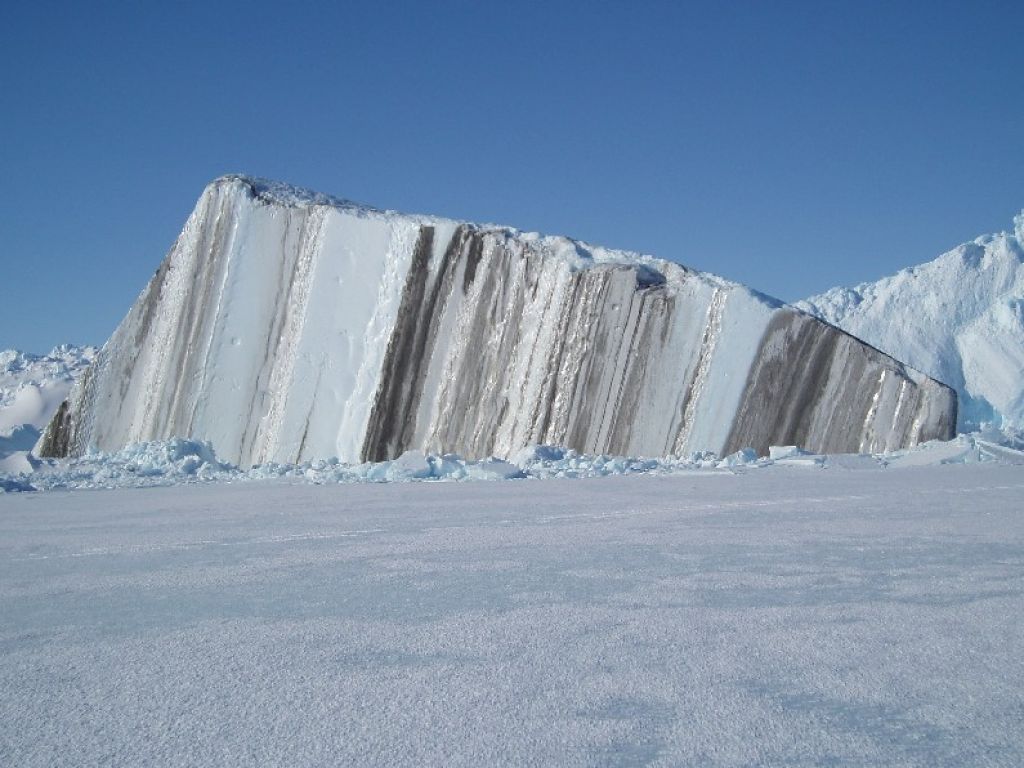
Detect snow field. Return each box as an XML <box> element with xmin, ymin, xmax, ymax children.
<box><xmin>2</xmin><ymin>465</ymin><xmax>1023</xmax><ymax>766</ymax></box>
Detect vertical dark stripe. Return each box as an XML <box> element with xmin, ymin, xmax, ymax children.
<box><xmin>722</xmin><ymin>310</ymin><xmax>956</xmax><ymax>455</ymax></box>
<box><xmin>361</xmin><ymin>226</ymin><xmax>469</xmax><ymax>461</ymax></box>
<box><xmin>36</xmin><ymin>400</ymin><xmax>72</xmax><ymax>457</ymax></box>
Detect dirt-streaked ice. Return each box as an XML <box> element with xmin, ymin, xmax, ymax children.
<box><xmin>38</xmin><ymin>176</ymin><xmax>955</xmax><ymax>466</ymax></box>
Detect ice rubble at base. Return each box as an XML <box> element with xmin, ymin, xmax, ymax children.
<box><xmin>4</xmin><ymin>432</ymin><xmax>1023</xmax><ymax>492</ymax></box>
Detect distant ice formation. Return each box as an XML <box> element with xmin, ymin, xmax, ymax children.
<box><xmin>799</xmin><ymin>212</ymin><xmax>1024</xmax><ymax>431</ymax></box>
<box><xmin>38</xmin><ymin>176</ymin><xmax>955</xmax><ymax>465</ymax></box>
<box><xmin>0</xmin><ymin>345</ymin><xmax>95</xmax><ymax>474</ymax></box>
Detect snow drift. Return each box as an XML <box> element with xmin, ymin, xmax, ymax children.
<box><xmin>39</xmin><ymin>176</ymin><xmax>955</xmax><ymax>466</ymax></box>
<box><xmin>0</xmin><ymin>345</ymin><xmax>95</xmax><ymax>473</ymax></box>
<box><xmin>798</xmin><ymin>212</ymin><xmax>1024</xmax><ymax>432</ymax></box>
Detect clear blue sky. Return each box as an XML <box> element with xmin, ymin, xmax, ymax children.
<box><xmin>2</xmin><ymin>1</ymin><xmax>1022</xmax><ymax>352</ymax></box>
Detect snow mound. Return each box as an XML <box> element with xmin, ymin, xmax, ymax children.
<box><xmin>797</xmin><ymin>212</ymin><xmax>1024</xmax><ymax>431</ymax></box>
<box><xmin>0</xmin><ymin>345</ymin><xmax>96</xmax><ymax>410</ymax></box>
<box><xmin>5</xmin><ymin>438</ymin><xmax>232</xmax><ymax>491</ymax></box>
<box><xmin>879</xmin><ymin>434</ymin><xmax>1024</xmax><ymax>468</ymax></box>
<box><xmin>0</xmin><ymin>345</ymin><xmax>96</xmax><ymax>460</ymax></box>
<box><xmin>4</xmin><ymin>436</ymin><xmax>1024</xmax><ymax>492</ymax></box>
<box><xmin>0</xmin><ymin>477</ymin><xmax>34</xmax><ymax>493</ymax></box>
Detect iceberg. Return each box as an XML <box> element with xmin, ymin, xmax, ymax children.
<box><xmin>38</xmin><ymin>176</ymin><xmax>956</xmax><ymax>465</ymax></box>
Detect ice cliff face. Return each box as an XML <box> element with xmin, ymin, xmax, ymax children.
<box><xmin>38</xmin><ymin>176</ymin><xmax>955</xmax><ymax>465</ymax></box>
<box><xmin>798</xmin><ymin>212</ymin><xmax>1024</xmax><ymax>432</ymax></box>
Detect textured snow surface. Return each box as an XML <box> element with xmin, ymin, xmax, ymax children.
<box><xmin>0</xmin><ymin>345</ymin><xmax>95</xmax><ymax>470</ymax></box>
<box><xmin>2</xmin><ymin>465</ymin><xmax>1023</xmax><ymax>766</ymax></box>
<box><xmin>798</xmin><ymin>212</ymin><xmax>1024</xmax><ymax>431</ymax></box>
<box><xmin>38</xmin><ymin>176</ymin><xmax>954</xmax><ymax>466</ymax></box>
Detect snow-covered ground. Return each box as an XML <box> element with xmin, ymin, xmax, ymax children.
<box><xmin>3</xmin><ymin>335</ymin><xmax>1022</xmax><ymax>764</ymax></box>
<box><xmin>2</xmin><ymin>463</ymin><xmax>1023</xmax><ymax>766</ymax></box>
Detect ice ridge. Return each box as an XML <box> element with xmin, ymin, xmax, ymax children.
<box><xmin>799</xmin><ymin>211</ymin><xmax>1024</xmax><ymax>431</ymax></box>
